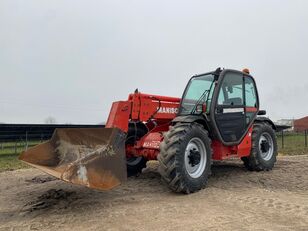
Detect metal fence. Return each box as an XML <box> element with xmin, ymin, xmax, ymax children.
<box><xmin>0</xmin><ymin>141</ymin><xmax>40</xmax><ymax>155</ymax></box>
<box><xmin>1</xmin><ymin>124</ymin><xmax>307</xmax><ymax>155</ymax></box>
<box><xmin>277</xmin><ymin>130</ymin><xmax>308</xmax><ymax>149</ymax></box>
<box><xmin>0</xmin><ymin>124</ymin><xmax>105</xmax><ymax>154</ymax></box>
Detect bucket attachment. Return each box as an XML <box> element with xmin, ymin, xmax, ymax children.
<box><xmin>19</xmin><ymin>128</ymin><xmax>127</xmax><ymax>190</ymax></box>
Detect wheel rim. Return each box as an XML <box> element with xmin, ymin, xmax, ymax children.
<box><xmin>259</xmin><ymin>132</ymin><xmax>274</xmax><ymax>161</ymax></box>
<box><xmin>184</xmin><ymin>137</ymin><xmax>207</xmax><ymax>178</ymax></box>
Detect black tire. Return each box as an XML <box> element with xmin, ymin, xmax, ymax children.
<box><xmin>242</xmin><ymin>122</ymin><xmax>277</xmax><ymax>171</ymax></box>
<box><xmin>126</xmin><ymin>123</ymin><xmax>148</xmax><ymax>176</ymax></box>
<box><xmin>158</xmin><ymin>123</ymin><xmax>212</xmax><ymax>194</ymax></box>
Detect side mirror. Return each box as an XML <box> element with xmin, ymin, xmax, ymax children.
<box><xmin>195</xmin><ymin>104</ymin><xmax>207</xmax><ymax>114</ymax></box>
<box><xmin>258</xmin><ymin>110</ymin><xmax>266</xmax><ymax>115</ymax></box>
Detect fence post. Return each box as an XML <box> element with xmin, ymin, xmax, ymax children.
<box><xmin>25</xmin><ymin>131</ymin><xmax>28</xmax><ymax>150</ymax></box>
<box><xmin>305</xmin><ymin>130</ymin><xmax>307</xmax><ymax>148</ymax></box>
<box><xmin>281</xmin><ymin>130</ymin><xmax>284</xmax><ymax>148</ymax></box>
<box><xmin>14</xmin><ymin>140</ymin><xmax>17</xmax><ymax>154</ymax></box>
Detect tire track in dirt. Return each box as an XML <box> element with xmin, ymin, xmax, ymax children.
<box><xmin>0</xmin><ymin>155</ymin><xmax>307</xmax><ymax>231</ymax></box>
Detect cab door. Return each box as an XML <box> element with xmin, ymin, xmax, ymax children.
<box><xmin>211</xmin><ymin>70</ymin><xmax>259</xmax><ymax>145</ymax></box>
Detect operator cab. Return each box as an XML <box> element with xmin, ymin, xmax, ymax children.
<box><xmin>178</xmin><ymin>68</ymin><xmax>259</xmax><ymax>145</ymax></box>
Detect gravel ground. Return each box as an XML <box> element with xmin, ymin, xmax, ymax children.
<box><xmin>0</xmin><ymin>155</ymin><xmax>308</xmax><ymax>231</ymax></box>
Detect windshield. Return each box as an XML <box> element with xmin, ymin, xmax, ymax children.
<box><xmin>179</xmin><ymin>74</ymin><xmax>215</xmax><ymax>115</ymax></box>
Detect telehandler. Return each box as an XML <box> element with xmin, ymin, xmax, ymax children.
<box><xmin>20</xmin><ymin>68</ymin><xmax>277</xmax><ymax>193</ymax></box>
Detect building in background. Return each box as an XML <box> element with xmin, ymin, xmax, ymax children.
<box><xmin>294</xmin><ymin>116</ymin><xmax>308</xmax><ymax>132</ymax></box>
<box><xmin>275</xmin><ymin>119</ymin><xmax>294</xmax><ymax>131</ymax></box>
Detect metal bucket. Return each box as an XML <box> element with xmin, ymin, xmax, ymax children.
<box><xmin>19</xmin><ymin>128</ymin><xmax>127</xmax><ymax>190</ymax></box>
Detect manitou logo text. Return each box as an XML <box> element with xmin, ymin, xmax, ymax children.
<box><xmin>157</xmin><ymin>107</ymin><xmax>178</xmax><ymax>114</ymax></box>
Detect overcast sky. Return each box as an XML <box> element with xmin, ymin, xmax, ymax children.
<box><xmin>1</xmin><ymin>0</ymin><xmax>307</xmax><ymax>124</ymax></box>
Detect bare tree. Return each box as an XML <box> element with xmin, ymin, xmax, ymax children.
<box><xmin>44</xmin><ymin>116</ymin><xmax>57</xmax><ymax>124</ymax></box>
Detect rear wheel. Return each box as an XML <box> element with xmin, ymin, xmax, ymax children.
<box><xmin>242</xmin><ymin>122</ymin><xmax>277</xmax><ymax>171</ymax></box>
<box><xmin>158</xmin><ymin>123</ymin><xmax>212</xmax><ymax>193</ymax></box>
<box><xmin>126</xmin><ymin>123</ymin><xmax>148</xmax><ymax>176</ymax></box>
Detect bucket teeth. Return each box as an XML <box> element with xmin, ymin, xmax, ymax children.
<box><xmin>19</xmin><ymin>128</ymin><xmax>127</xmax><ymax>190</ymax></box>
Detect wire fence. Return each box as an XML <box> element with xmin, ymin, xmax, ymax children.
<box><xmin>276</xmin><ymin>130</ymin><xmax>308</xmax><ymax>155</ymax></box>
<box><xmin>0</xmin><ymin>124</ymin><xmax>105</xmax><ymax>155</ymax></box>
<box><xmin>1</xmin><ymin>126</ymin><xmax>307</xmax><ymax>156</ymax></box>
<box><xmin>0</xmin><ymin>140</ymin><xmax>43</xmax><ymax>155</ymax></box>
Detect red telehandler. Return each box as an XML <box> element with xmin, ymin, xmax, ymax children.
<box><xmin>20</xmin><ymin>68</ymin><xmax>277</xmax><ymax>193</ymax></box>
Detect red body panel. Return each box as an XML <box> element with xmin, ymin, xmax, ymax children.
<box><xmin>246</xmin><ymin>107</ymin><xmax>258</xmax><ymax>113</ymax></box>
<box><xmin>212</xmin><ymin>127</ymin><xmax>252</xmax><ymax>160</ymax></box>
<box><xmin>126</xmin><ymin>132</ymin><xmax>162</xmax><ymax>160</ymax></box>
<box><xmin>128</xmin><ymin>92</ymin><xmax>180</xmax><ymax>121</ymax></box>
<box><xmin>106</xmin><ymin>101</ymin><xmax>131</xmax><ymax>131</ymax></box>
<box><xmin>237</xmin><ymin>127</ymin><xmax>253</xmax><ymax>157</ymax></box>
<box><xmin>106</xmin><ymin>92</ymin><xmax>252</xmax><ymax>161</ymax></box>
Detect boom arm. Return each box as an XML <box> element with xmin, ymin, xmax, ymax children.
<box><xmin>106</xmin><ymin>92</ymin><xmax>181</xmax><ymax>132</ymax></box>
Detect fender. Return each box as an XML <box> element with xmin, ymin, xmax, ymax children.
<box><xmin>255</xmin><ymin>117</ymin><xmax>277</xmax><ymax>130</ymax></box>
<box><xmin>172</xmin><ymin>114</ymin><xmax>210</xmax><ymax>130</ymax></box>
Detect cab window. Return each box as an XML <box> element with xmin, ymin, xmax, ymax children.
<box><xmin>217</xmin><ymin>72</ymin><xmax>243</xmax><ymax>106</ymax></box>
<box><xmin>245</xmin><ymin>77</ymin><xmax>257</xmax><ymax>107</ymax></box>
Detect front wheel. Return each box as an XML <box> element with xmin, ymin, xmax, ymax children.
<box><xmin>158</xmin><ymin>123</ymin><xmax>212</xmax><ymax>194</ymax></box>
<box><xmin>242</xmin><ymin>122</ymin><xmax>277</xmax><ymax>171</ymax></box>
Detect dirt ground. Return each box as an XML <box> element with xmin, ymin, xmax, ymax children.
<box><xmin>0</xmin><ymin>155</ymin><xmax>308</xmax><ymax>231</ymax></box>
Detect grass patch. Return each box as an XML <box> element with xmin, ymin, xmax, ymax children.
<box><xmin>278</xmin><ymin>147</ymin><xmax>308</xmax><ymax>155</ymax></box>
<box><xmin>277</xmin><ymin>133</ymin><xmax>308</xmax><ymax>155</ymax></box>
<box><xmin>0</xmin><ymin>153</ymin><xmax>29</xmax><ymax>172</ymax></box>
<box><xmin>0</xmin><ymin>141</ymin><xmax>40</xmax><ymax>172</ymax></box>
